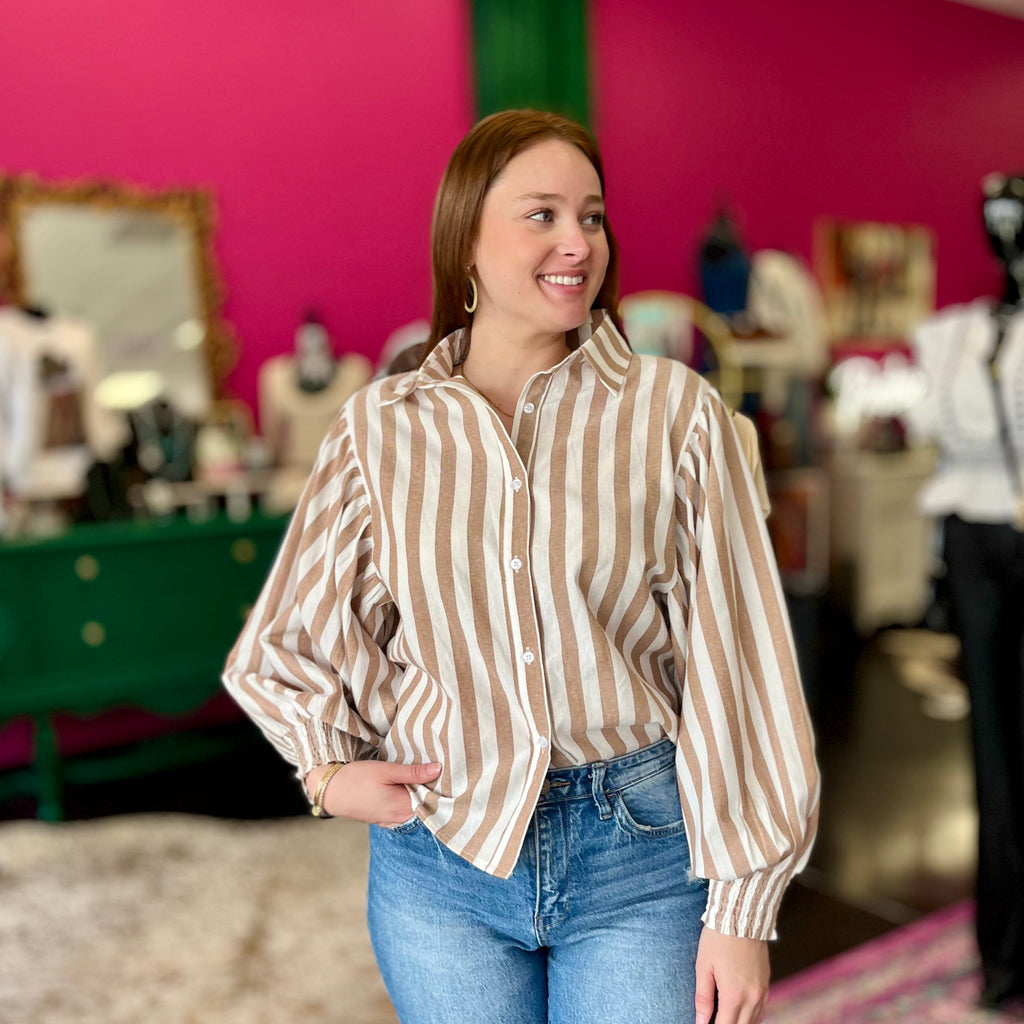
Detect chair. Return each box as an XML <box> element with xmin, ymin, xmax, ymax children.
<box><xmin>619</xmin><ymin>291</ymin><xmax>743</xmax><ymax>410</ymax></box>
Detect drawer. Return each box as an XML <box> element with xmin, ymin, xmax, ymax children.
<box><xmin>0</xmin><ymin>514</ymin><xmax>287</xmax><ymax>702</ymax></box>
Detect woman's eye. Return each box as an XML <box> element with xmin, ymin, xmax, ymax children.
<box><xmin>528</xmin><ymin>209</ymin><xmax>554</xmax><ymax>223</ymax></box>
<box><xmin>583</xmin><ymin>211</ymin><xmax>606</xmax><ymax>228</ymax></box>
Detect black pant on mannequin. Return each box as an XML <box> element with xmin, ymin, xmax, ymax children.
<box><xmin>943</xmin><ymin>514</ymin><xmax>1024</xmax><ymax>1006</ymax></box>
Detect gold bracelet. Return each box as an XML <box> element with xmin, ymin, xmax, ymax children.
<box><xmin>311</xmin><ymin>761</ymin><xmax>346</xmax><ymax>818</ymax></box>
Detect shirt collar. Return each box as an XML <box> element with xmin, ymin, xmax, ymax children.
<box><xmin>380</xmin><ymin>309</ymin><xmax>633</xmax><ymax>405</ymax></box>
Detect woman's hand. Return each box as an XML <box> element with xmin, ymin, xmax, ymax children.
<box><xmin>694</xmin><ymin>926</ymin><xmax>770</xmax><ymax>1024</ymax></box>
<box><xmin>305</xmin><ymin>760</ymin><xmax>441</xmax><ymax>826</ymax></box>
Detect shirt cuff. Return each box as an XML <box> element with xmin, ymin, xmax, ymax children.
<box><xmin>701</xmin><ymin>865</ymin><xmax>793</xmax><ymax>941</ymax></box>
<box><xmin>288</xmin><ymin>718</ymin><xmax>373</xmax><ymax>782</ymax></box>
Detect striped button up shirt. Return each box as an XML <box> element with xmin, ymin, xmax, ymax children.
<box><xmin>223</xmin><ymin>310</ymin><xmax>819</xmax><ymax>940</ymax></box>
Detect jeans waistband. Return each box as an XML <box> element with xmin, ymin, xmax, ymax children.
<box><xmin>537</xmin><ymin>737</ymin><xmax>676</xmax><ymax>804</ymax></box>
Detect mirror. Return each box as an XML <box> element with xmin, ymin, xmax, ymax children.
<box><xmin>0</xmin><ymin>174</ymin><xmax>237</xmax><ymax>419</ymax></box>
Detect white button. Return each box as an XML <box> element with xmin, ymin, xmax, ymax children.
<box><xmin>522</xmin><ymin>649</ymin><xmax>535</xmax><ymax>664</ymax></box>
<box><xmin>511</xmin><ymin>478</ymin><xmax>523</xmax><ymax>492</ymax></box>
<box><xmin>537</xmin><ymin>736</ymin><xmax>549</xmax><ymax>749</ymax></box>
<box><xmin>523</xmin><ymin>402</ymin><xmax>536</xmax><ymax>414</ymax></box>
<box><xmin>510</xmin><ymin>556</ymin><xmax>522</xmax><ymax>572</ymax></box>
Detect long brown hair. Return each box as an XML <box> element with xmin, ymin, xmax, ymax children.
<box><xmin>422</xmin><ymin>109</ymin><xmax>622</xmax><ymax>361</ymax></box>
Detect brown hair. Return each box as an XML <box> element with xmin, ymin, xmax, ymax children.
<box><xmin>422</xmin><ymin>109</ymin><xmax>622</xmax><ymax>361</ymax></box>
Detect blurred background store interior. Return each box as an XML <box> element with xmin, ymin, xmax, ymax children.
<box><xmin>2</xmin><ymin>0</ymin><xmax>1023</xmax><ymax>982</ymax></box>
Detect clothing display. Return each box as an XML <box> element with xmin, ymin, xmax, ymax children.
<box><xmin>909</xmin><ymin>298</ymin><xmax>1024</xmax><ymax>1005</ymax></box>
<box><xmin>699</xmin><ymin>210</ymin><xmax>751</xmax><ymax>319</ymax></box>
<box><xmin>941</xmin><ymin>514</ymin><xmax>1024</xmax><ymax>1005</ymax></box>
<box><xmin>0</xmin><ymin>307</ymin><xmax>126</xmax><ymax>507</ymax></box>
<box><xmin>223</xmin><ymin>310</ymin><xmax>819</xmax><ymax>941</ymax></box>
<box><xmin>746</xmin><ymin>249</ymin><xmax>829</xmax><ymax>377</ymax></box>
<box><xmin>906</xmin><ymin>301</ymin><xmax>1024</xmax><ymax>523</ymax></box>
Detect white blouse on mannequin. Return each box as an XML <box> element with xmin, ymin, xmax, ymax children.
<box><xmin>907</xmin><ymin>300</ymin><xmax>1024</xmax><ymax>524</ymax></box>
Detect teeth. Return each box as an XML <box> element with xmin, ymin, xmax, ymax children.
<box><xmin>541</xmin><ymin>274</ymin><xmax>584</xmax><ymax>286</ymax></box>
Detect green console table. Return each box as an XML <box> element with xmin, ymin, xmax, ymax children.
<box><xmin>0</xmin><ymin>511</ymin><xmax>288</xmax><ymax>819</ymax></box>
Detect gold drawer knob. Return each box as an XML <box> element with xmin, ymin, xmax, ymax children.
<box><xmin>231</xmin><ymin>538</ymin><xmax>257</xmax><ymax>564</ymax></box>
<box><xmin>75</xmin><ymin>555</ymin><xmax>100</xmax><ymax>581</ymax></box>
<box><xmin>82</xmin><ymin>621</ymin><xmax>107</xmax><ymax>647</ymax></box>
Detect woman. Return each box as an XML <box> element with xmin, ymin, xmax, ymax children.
<box><xmin>223</xmin><ymin>110</ymin><xmax>819</xmax><ymax>1024</ymax></box>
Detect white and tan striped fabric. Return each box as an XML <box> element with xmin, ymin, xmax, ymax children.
<box><xmin>222</xmin><ymin>310</ymin><xmax>819</xmax><ymax>940</ymax></box>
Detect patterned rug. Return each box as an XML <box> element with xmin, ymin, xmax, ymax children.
<box><xmin>0</xmin><ymin>814</ymin><xmax>398</xmax><ymax>1024</ymax></box>
<box><xmin>766</xmin><ymin>900</ymin><xmax>1024</xmax><ymax>1023</ymax></box>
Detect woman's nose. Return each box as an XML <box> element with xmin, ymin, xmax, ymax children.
<box><xmin>557</xmin><ymin>221</ymin><xmax>590</xmax><ymax>261</ymax></box>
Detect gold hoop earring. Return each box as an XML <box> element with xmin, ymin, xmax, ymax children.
<box><xmin>464</xmin><ymin>276</ymin><xmax>478</xmax><ymax>314</ymax></box>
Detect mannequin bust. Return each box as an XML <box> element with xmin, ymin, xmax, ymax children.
<box><xmin>258</xmin><ymin>313</ymin><xmax>372</xmax><ymax>510</ymax></box>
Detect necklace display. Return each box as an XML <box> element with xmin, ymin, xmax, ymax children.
<box><xmin>131</xmin><ymin>398</ymin><xmax>194</xmax><ymax>482</ymax></box>
<box><xmin>455</xmin><ymin>368</ymin><xmax>516</xmax><ymax>419</ymax></box>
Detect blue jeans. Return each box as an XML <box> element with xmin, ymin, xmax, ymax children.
<box><xmin>368</xmin><ymin>738</ymin><xmax>708</xmax><ymax>1024</ymax></box>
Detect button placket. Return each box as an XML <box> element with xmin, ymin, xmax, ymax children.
<box><xmin>502</xmin><ymin>413</ymin><xmax>552</xmax><ymax>785</ymax></box>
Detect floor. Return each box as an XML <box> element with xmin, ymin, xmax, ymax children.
<box><xmin>772</xmin><ymin>625</ymin><xmax>976</xmax><ymax>977</ymax></box>
<box><xmin>0</xmin><ymin>615</ymin><xmax>978</xmax><ymax>984</ymax></box>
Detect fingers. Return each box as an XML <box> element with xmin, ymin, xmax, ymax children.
<box><xmin>369</xmin><ymin>762</ymin><xmax>438</xmax><ymax>827</ymax></box>
<box><xmin>387</xmin><ymin>761</ymin><xmax>442</xmax><ymax>784</ymax></box>
<box><xmin>694</xmin><ymin>975</ymin><xmax>716</xmax><ymax>1024</ymax></box>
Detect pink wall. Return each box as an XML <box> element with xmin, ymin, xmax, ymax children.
<box><xmin>4</xmin><ymin>0</ymin><xmax>1022</xmax><ymax>409</ymax></box>
<box><xmin>592</xmin><ymin>0</ymin><xmax>1024</xmax><ymax>312</ymax></box>
<box><xmin>1</xmin><ymin>0</ymin><xmax>474</xmax><ymax>411</ymax></box>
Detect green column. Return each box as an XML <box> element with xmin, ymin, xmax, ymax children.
<box><xmin>471</xmin><ymin>0</ymin><xmax>590</xmax><ymax>126</ymax></box>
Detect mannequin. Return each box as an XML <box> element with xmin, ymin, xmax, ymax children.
<box><xmin>258</xmin><ymin>312</ymin><xmax>372</xmax><ymax>509</ymax></box>
<box><xmin>907</xmin><ymin>172</ymin><xmax>1024</xmax><ymax>1009</ymax></box>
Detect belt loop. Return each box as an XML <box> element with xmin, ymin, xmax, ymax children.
<box><xmin>590</xmin><ymin>762</ymin><xmax>612</xmax><ymax>819</ymax></box>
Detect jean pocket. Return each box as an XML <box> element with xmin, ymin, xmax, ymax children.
<box><xmin>610</xmin><ymin>764</ymin><xmax>687</xmax><ymax>838</ymax></box>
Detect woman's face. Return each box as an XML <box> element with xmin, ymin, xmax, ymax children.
<box><xmin>470</xmin><ymin>138</ymin><xmax>609</xmax><ymax>345</ymax></box>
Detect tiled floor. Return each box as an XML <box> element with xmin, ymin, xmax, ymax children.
<box><xmin>0</xmin><ymin>622</ymin><xmax>978</xmax><ymax>984</ymax></box>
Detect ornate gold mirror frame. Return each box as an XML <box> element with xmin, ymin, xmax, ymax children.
<box><xmin>0</xmin><ymin>173</ymin><xmax>237</xmax><ymax>404</ymax></box>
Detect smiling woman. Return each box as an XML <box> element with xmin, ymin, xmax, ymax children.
<box><xmin>222</xmin><ymin>110</ymin><xmax>819</xmax><ymax>1024</ymax></box>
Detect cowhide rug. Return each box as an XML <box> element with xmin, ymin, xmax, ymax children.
<box><xmin>0</xmin><ymin>814</ymin><xmax>398</xmax><ymax>1024</ymax></box>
